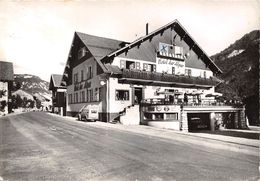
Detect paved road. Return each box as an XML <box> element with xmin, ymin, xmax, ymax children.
<box><xmin>0</xmin><ymin>112</ymin><xmax>258</xmax><ymax>181</ymax></box>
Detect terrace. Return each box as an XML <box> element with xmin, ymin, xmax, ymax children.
<box><xmin>141</xmin><ymin>98</ymin><xmax>243</xmax><ymax>108</ymax></box>
<box><xmin>118</xmin><ymin>69</ymin><xmax>219</xmax><ymax>89</ymax></box>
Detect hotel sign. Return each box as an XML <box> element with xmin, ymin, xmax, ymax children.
<box><xmin>157</xmin><ymin>58</ymin><xmax>184</xmax><ymax>68</ymax></box>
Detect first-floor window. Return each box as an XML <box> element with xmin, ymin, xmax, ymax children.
<box><xmin>94</xmin><ymin>88</ymin><xmax>99</xmax><ymax>101</ymax></box>
<box><xmin>81</xmin><ymin>91</ymin><xmax>85</xmax><ymax>102</ymax></box>
<box><xmin>203</xmin><ymin>71</ymin><xmax>207</xmax><ymax>78</ymax></box>
<box><xmin>87</xmin><ymin>89</ymin><xmax>93</xmax><ymax>102</ymax></box>
<box><xmin>68</xmin><ymin>94</ymin><xmax>73</xmax><ymax>104</ymax></box>
<box><xmin>75</xmin><ymin>93</ymin><xmax>78</xmax><ymax>103</ymax></box>
<box><xmin>165</xmin><ymin>113</ymin><xmax>178</xmax><ymax>120</ymax></box>
<box><xmin>99</xmin><ymin>87</ymin><xmax>102</xmax><ymax>101</ymax></box>
<box><xmin>115</xmin><ymin>90</ymin><xmax>129</xmax><ymax>101</ymax></box>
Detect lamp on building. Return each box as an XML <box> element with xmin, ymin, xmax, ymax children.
<box><xmin>100</xmin><ymin>80</ymin><xmax>106</xmax><ymax>86</ymax></box>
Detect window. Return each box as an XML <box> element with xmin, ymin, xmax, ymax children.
<box><xmin>87</xmin><ymin>89</ymin><xmax>93</xmax><ymax>102</ymax></box>
<box><xmin>74</xmin><ymin>73</ymin><xmax>78</xmax><ymax>83</ymax></box>
<box><xmin>68</xmin><ymin>94</ymin><xmax>73</xmax><ymax>104</ymax></box>
<box><xmin>165</xmin><ymin>113</ymin><xmax>178</xmax><ymax>120</ymax></box>
<box><xmin>99</xmin><ymin>87</ymin><xmax>102</xmax><ymax>101</ymax></box>
<box><xmin>115</xmin><ymin>90</ymin><xmax>129</xmax><ymax>101</ymax></box>
<box><xmin>203</xmin><ymin>71</ymin><xmax>207</xmax><ymax>78</ymax></box>
<box><xmin>185</xmin><ymin>69</ymin><xmax>191</xmax><ymax>76</ymax></box>
<box><xmin>143</xmin><ymin>63</ymin><xmax>156</xmax><ymax>72</ymax></box>
<box><xmin>126</xmin><ymin>61</ymin><xmax>135</xmax><ymax>69</ymax></box>
<box><xmin>86</xmin><ymin>90</ymin><xmax>88</xmax><ymax>102</ymax></box>
<box><xmin>174</xmin><ymin>46</ymin><xmax>183</xmax><ymax>57</ymax></box>
<box><xmin>81</xmin><ymin>91</ymin><xmax>85</xmax><ymax>102</ymax></box>
<box><xmin>154</xmin><ymin>113</ymin><xmax>164</xmax><ymax>120</ymax></box>
<box><xmin>152</xmin><ymin>64</ymin><xmax>156</xmax><ymax>72</ymax></box>
<box><xmin>94</xmin><ymin>88</ymin><xmax>99</xmax><ymax>101</ymax></box>
<box><xmin>81</xmin><ymin>70</ymin><xmax>84</xmax><ymax>81</ymax></box>
<box><xmin>159</xmin><ymin>43</ymin><xmax>169</xmax><ymax>54</ymax></box>
<box><xmin>90</xmin><ymin>89</ymin><xmax>93</xmax><ymax>102</ymax></box>
<box><xmin>120</xmin><ymin>60</ymin><xmax>126</xmax><ymax>69</ymax></box>
<box><xmin>75</xmin><ymin>93</ymin><xmax>78</xmax><ymax>103</ymax></box>
<box><xmin>87</xmin><ymin>66</ymin><xmax>93</xmax><ymax>79</ymax></box>
<box><xmin>136</xmin><ymin>62</ymin><xmax>140</xmax><ymax>70</ymax></box>
<box><xmin>172</xmin><ymin>67</ymin><xmax>175</xmax><ymax>74</ymax></box>
<box><xmin>78</xmin><ymin>47</ymin><xmax>87</xmax><ymax>59</ymax></box>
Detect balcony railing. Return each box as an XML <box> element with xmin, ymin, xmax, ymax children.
<box><xmin>120</xmin><ymin>69</ymin><xmax>219</xmax><ymax>86</ymax></box>
<box><xmin>141</xmin><ymin>98</ymin><xmax>243</xmax><ymax>107</ymax></box>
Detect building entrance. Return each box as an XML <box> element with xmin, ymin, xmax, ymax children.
<box><xmin>133</xmin><ymin>87</ymin><xmax>143</xmax><ymax>105</ymax></box>
<box><xmin>187</xmin><ymin>113</ymin><xmax>210</xmax><ymax>131</ymax></box>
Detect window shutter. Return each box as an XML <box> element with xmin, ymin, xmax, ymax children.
<box><xmin>143</xmin><ymin>63</ymin><xmax>148</xmax><ymax>70</ymax></box>
<box><xmin>172</xmin><ymin>67</ymin><xmax>175</xmax><ymax>74</ymax></box>
<box><xmin>153</xmin><ymin>65</ymin><xmax>156</xmax><ymax>72</ymax></box>
<box><xmin>136</xmin><ymin>62</ymin><xmax>140</xmax><ymax>70</ymax></box>
<box><xmin>120</xmin><ymin>60</ymin><xmax>126</xmax><ymax>69</ymax></box>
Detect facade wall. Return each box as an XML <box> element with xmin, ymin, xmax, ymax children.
<box><xmin>66</xmin><ymin>57</ymin><xmax>104</xmax><ymax>116</ymax></box>
<box><xmin>116</xmin><ymin>27</ymin><xmax>211</xmax><ymax>72</ymax></box>
<box><xmin>108</xmin><ymin>77</ymin><xmax>132</xmax><ymax>113</ymax></box>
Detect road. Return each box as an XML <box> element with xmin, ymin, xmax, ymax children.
<box><xmin>0</xmin><ymin>112</ymin><xmax>258</xmax><ymax>181</ymax></box>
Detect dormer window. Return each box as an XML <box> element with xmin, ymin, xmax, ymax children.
<box><xmin>78</xmin><ymin>47</ymin><xmax>87</xmax><ymax>59</ymax></box>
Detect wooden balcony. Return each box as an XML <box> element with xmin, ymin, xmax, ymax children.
<box><xmin>119</xmin><ymin>69</ymin><xmax>219</xmax><ymax>89</ymax></box>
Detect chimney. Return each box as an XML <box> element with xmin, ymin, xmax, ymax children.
<box><xmin>146</xmin><ymin>23</ymin><xmax>149</xmax><ymax>35</ymax></box>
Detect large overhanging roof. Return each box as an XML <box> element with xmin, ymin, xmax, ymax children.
<box><xmin>101</xmin><ymin>19</ymin><xmax>222</xmax><ymax>75</ymax></box>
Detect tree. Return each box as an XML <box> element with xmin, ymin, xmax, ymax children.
<box><xmin>22</xmin><ymin>97</ymin><xmax>27</xmax><ymax>108</ymax></box>
<box><xmin>36</xmin><ymin>99</ymin><xmax>41</xmax><ymax>109</ymax></box>
<box><xmin>16</xmin><ymin>94</ymin><xmax>23</xmax><ymax>108</ymax></box>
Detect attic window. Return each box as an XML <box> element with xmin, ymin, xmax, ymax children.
<box><xmin>78</xmin><ymin>47</ymin><xmax>87</xmax><ymax>59</ymax></box>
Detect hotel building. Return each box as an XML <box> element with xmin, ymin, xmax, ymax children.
<box><xmin>60</xmin><ymin>20</ymin><xmax>246</xmax><ymax>131</ymax></box>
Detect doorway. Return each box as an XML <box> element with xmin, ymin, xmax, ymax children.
<box><xmin>133</xmin><ymin>87</ymin><xmax>143</xmax><ymax>105</ymax></box>
<box><xmin>187</xmin><ymin>113</ymin><xmax>210</xmax><ymax>131</ymax></box>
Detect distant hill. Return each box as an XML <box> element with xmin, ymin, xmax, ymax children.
<box><xmin>13</xmin><ymin>74</ymin><xmax>51</xmax><ymax>103</ymax></box>
<box><xmin>211</xmin><ymin>30</ymin><xmax>259</xmax><ymax>125</ymax></box>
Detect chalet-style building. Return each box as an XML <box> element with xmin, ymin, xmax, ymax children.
<box><xmin>49</xmin><ymin>74</ymin><xmax>66</xmax><ymax>116</ymax></box>
<box><xmin>60</xmin><ymin>20</ymin><xmax>246</xmax><ymax>131</ymax></box>
<box><xmin>0</xmin><ymin>61</ymin><xmax>14</xmax><ymax>115</ymax></box>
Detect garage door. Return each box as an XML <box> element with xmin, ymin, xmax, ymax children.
<box><xmin>187</xmin><ymin>113</ymin><xmax>210</xmax><ymax>131</ymax></box>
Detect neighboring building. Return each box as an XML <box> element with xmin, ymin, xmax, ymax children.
<box><xmin>0</xmin><ymin>61</ymin><xmax>14</xmax><ymax>115</ymax></box>
<box><xmin>60</xmin><ymin>20</ymin><xmax>247</xmax><ymax>131</ymax></box>
<box><xmin>49</xmin><ymin>74</ymin><xmax>66</xmax><ymax>116</ymax></box>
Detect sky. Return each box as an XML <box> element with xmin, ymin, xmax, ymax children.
<box><xmin>0</xmin><ymin>0</ymin><xmax>259</xmax><ymax>81</ymax></box>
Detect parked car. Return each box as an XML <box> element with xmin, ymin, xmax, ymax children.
<box><xmin>77</xmin><ymin>105</ymin><xmax>98</xmax><ymax>122</ymax></box>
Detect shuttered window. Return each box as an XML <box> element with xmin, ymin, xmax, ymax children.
<box><xmin>153</xmin><ymin>65</ymin><xmax>156</xmax><ymax>72</ymax></box>
<box><xmin>120</xmin><ymin>60</ymin><xmax>126</xmax><ymax>69</ymax></box>
<box><xmin>172</xmin><ymin>67</ymin><xmax>175</xmax><ymax>74</ymax></box>
<box><xmin>143</xmin><ymin>63</ymin><xmax>148</xmax><ymax>71</ymax></box>
<box><xmin>136</xmin><ymin>62</ymin><xmax>140</xmax><ymax>70</ymax></box>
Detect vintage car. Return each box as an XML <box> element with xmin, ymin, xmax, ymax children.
<box><xmin>77</xmin><ymin>105</ymin><xmax>98</xmax><ymax>122</ymax></box>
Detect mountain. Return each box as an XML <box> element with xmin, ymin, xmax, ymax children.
<box><xmin>211</xmin><ymin>30</ymin><xmax>259</xmax><ymax>125</ymax></box>
<box><xmin>13</xmin><ymin>74</ymin><xmax>52</xmax><ymax>102</ymax></box>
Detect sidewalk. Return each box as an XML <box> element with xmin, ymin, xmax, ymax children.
<box><xmin>92</xmin><ymin>122</ymin><xmax>259</xmax><ymax>148</ymax></box>
<box><xmin>248</xmin><ymin>125</ymin><xmax>260</xmax><ymax>132</ymax></box>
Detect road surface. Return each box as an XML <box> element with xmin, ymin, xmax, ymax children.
<box><xmin>0</xmin><ymin>112</ymin><xmax>258</xmax><ymax>180</ymax></box>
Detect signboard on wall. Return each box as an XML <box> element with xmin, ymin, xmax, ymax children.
<box><xmin>157</xmin><ymin>58</ymin><xmax>184</xmax><ymax>68</ymax></box>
